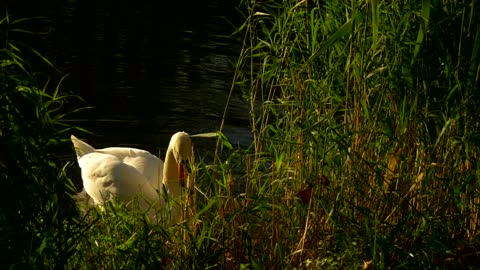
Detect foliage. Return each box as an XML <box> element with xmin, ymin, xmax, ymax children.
<box><xmin>0</xmin><ymin>12</ymin><xmax>80</xmax><ymax>268</ymax></box>
<box><xmin>229</xmin><ymin>0</ymin><xmax>480</xmax><ymax>268</ymax></box>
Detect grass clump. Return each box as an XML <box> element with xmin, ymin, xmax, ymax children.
<box><xmin>227</xmin><ymin>0</ymin><xmax>480</xmax><ymax>268</ymax></box>
<box><xmin>0</xmin><ymin>12</ymin><xmax>81</xmax><ymax>268</ymax></box>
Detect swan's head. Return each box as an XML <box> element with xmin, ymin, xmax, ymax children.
<box><xmin>168</xmin><ymin>131</ymin><xmax>192</xmax><ymax>186</ymax></box>
<box><xmin>169</xmin><ymin>131</ymin><xmax>192</xmax><ymax>163</ymax></box>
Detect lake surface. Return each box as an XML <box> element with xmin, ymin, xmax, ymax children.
<box><xmin>4</xmin><ymin>0</ymin><xmax>251</xmax><ymax>157</ymax></box>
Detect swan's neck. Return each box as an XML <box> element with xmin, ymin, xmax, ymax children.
<box><xmin>163</xmin><ymin>149</ymin><xmax>182</xmax><ymax>198</ymax></box>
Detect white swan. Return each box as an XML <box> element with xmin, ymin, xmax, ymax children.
<box><xmin>71</xmin><ymin>132</ymin><xmax>192</xmax><ymax>223</ymax></box>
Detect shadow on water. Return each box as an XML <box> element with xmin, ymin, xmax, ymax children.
<box><xmin>4</xmin><ymin>0</ymin><xmax>251</xmax><ymax>153</ymax></box>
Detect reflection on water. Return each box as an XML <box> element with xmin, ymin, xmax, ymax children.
<box><xmin>23</xmin><ymin>0</ymin><xmax>252</xmax><ymax>154</ymax></box>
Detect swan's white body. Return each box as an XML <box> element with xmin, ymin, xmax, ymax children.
<box><xmin>71</xmin><ymin>132</ymin><xmax>192</xmax><ymax>223</ymax></box>
<box><xmin>71</xmin><ymin>137</ymin><xmax>164</xmax><ymax>190</ymax></box>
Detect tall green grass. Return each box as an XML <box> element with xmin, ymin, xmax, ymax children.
<box><xmin>229</xmin><ymin>0</ymin><xmax>480</xmax><ymax>268</ymax></box>
<box><xmin>0</xmin><ymin>12</ymin><xmax>83</xmax><ymax>268</ymax></box>
<box><xmin>3</xmin><ymin>0</ymin><xmax>480</xmax><ymax>268</ymax></box>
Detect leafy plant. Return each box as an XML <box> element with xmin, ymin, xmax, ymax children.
<box><xmin>230</xmin><ymin>0</ymin><xmax>480</xmax><ymax>268</ymax></box>
<box><xmin>0</xmin><ymin>12</ymin><xmax>81</xmax><ymax>268</ymax></box>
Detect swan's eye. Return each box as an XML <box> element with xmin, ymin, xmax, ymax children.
<box><xmin>181</xmin><ymin>160</ymin><xmax>192</xmax><ymax>173</ymax></box>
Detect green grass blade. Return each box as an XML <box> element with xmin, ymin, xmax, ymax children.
<box><xmin>412</xmin><ymin>0</ymin><xmax>431</xmax><ymax>64</ymax></box>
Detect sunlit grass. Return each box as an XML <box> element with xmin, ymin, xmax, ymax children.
<box><xmin>224</xmin><ymin>0</ymin><xmax>480</xmax><ymax>268</ymax></box>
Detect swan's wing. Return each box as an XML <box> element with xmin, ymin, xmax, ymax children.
<box><xmin>124</xmin><ymin>154</ymin><xmax>164</xmax><ymax>190</ymax></box>
<box><xmin>78</xmin><ymin>152</ymin><xmax>159</xmax><ymax>208</ymax></box>
<box><xmin>96</xmin><ymin>147</ymin><xmax>164</xmax><ymax>190</ymax></box>
<box><xmin>70</xmin><ymin>136</ymin><xmax>164</xmax><ymax>190</ymax></box>
<box><xmin>71</xmin><ymin>135</ymin><xmax>95</xmax><ymax>161</ymax></box>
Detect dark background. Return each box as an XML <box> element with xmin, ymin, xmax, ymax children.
<box><xmin>2</xmin><ymin>0</ymin><xmax>251</xmax><ymax>154</ymax></box>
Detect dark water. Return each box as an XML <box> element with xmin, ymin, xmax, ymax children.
<box><xmin>4</xmin><ymin>0</ymin><xmax>251</xmax><ymax>156</ymax></box>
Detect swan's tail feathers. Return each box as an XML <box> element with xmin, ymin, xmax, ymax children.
<box><xmin>71</xmin><ymin>135</ymin><xmax>95</xmax><ymax>160</ymax></box>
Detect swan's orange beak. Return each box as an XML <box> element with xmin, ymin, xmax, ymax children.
<box><xmin>178</xmin><ymin>160</ymin><xmax>189</xmax><ymax>187</ymax></box>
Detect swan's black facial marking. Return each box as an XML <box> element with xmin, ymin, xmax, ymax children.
<box><xmin>178</xmin><ymin>160</ymin><xmax>191</xmax><ymax>187</ymax></box>
<box><xmin>182</xmin><ymin>160</ymin><xmax>192</xmax><ymax>173</ymax></box>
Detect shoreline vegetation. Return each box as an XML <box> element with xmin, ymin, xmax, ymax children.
<box><xmin>1</xmin><ymin>0</ymin><xmax>480</xmax><ymax>268</ymax></box>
